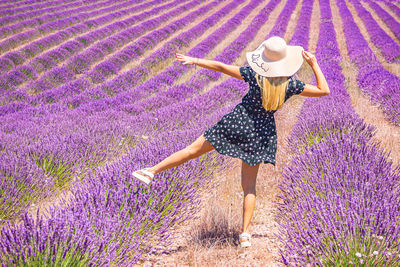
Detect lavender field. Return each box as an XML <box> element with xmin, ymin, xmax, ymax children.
<box><xmin>0</xmin><ymin>0</ymin><xmax>399</xmax><ymax>265</ymax></box>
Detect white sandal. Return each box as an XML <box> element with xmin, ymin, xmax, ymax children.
<box><xmin>132</xmin><ymin>168</ymin><xmax>154</xmax><ymax>185</ymax></box>
<box><xmin>239</xmin><ymin>232</ymin><xmax>251</xmax><ymax>248</ymax></box>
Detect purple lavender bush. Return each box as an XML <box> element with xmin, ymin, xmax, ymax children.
<box><xmin>1</xmin><ymin>0</ymin><xmax>399</xmax><ymax>265</ymax></box>
<box><xmin>275</xmin><ymin>0</ymin><xmax>400</xmax><ymax>265</ymax></box>
<box><xmin>0</xmin><ymin>0</ymin><xmax>282</xmax><ymax>263</ymax></box>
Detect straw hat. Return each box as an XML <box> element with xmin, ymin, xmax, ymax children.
<box><xmin>246</xmin><ymin>36</ymin><xmax>304</xmax><ymax>77</ymax></box>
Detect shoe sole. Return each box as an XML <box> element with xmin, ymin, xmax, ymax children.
<box><xmin>240</xmin><ymin>241</ymin><xmax>251</xmax><ymax>248</ymax></box>
<box><xmin>132</xmin><ymin>170</ymin><xmax>152</xmax><ymax>185</ymax></box>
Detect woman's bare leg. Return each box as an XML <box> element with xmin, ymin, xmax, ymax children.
<box><xmin>241</xmin><ymin>161</ymin><xmax>260</xmax><ymax>234</ymax></box>
<box><xmin>140</xmin><ymin>134</ymin><xmax>215</xmax><ymax>178</ymax></box>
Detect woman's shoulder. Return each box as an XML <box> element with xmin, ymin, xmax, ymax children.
<box><xmin>289</xmin><ymin>75</ymin><xmax>305</xmax><ymax>89</ymax></box>
<box><xmin>288</xmin><ymin>75</ymin><xmax>304</xmax><ymax>88</ymax></box>
<box><xmin>240</xmin><ymin>65</ymin><xmax>256</xmax><ymax>83</ymax></box>
<box><xmin>247</xmin><ymin>65</ymin><xmax>257</xmax><ymax>76</ymax></box>
<box><xmin>286</xmin><ymin>75</ymin><xmax>306</xmax><ymax>98</ymax></box>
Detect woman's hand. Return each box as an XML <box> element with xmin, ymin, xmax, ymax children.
<box><xmin>300</xmin><ymin>49</ymin><xmax>330</xmax><ymax>96</ymax></box>
<box><xmin>175</xmin><ymin>52</ymin><xmax>197</xmax><ymax>65</ymax></box>
<box><xmin>302</xmin><ymin>50</ymin><xmax>317</xmax><ymax>67</ymax></box>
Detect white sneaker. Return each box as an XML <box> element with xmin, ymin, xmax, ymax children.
<box><xmin>239</xmin><ymin>232</ymin><xmax>251</xmax><ymax>248</ymax></box>
<box><xmin>132</xmin><ymin>168</ymin><xmax>154</xmax><ymax>185</ymax></box>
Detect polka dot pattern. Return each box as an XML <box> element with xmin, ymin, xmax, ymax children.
<box><xmin>204</xmin><ymin>65</ymin><xmax>305</xmax><ymax>166</ymax></box>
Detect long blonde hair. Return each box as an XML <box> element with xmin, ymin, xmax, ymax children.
<box><xmin>255</xmin><ymin>73</ymin><xmax>290</xmax><ymax>111</ymax></box>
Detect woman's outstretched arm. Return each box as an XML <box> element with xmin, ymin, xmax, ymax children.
<box><xmin>175</xmin><ymin>53</ymin><xmax>243</xmax><ymax>80</ymax></box>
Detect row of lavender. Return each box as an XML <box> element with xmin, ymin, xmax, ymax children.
<box><xmin>0</xmin><ymin>0</ymin><xmax>193</xmax><ymax>91</ymax></box>
<box><xmin>375</xmin><ymin>0</ymin><xmax>400</xmax><ymax>23</ymax></box>
<box><xmin>25</xmin><ymin>0</ymin><xmax>214</xmax><ymax>93</ymax></box>
<box><xmin>275</xmin><ymin>0</ymin><xmax>400</xmax><ymax>265</ymax></box>
<box><xmin>0</xmin><ymin>0</ymin><xmax>229</xmax><ymax>113</ymax></box>
<box><xmin>1</xmin><ymin>0</ymin><xmax>79</xmax><ymax>27</ymax></box>
<box><xmin>341</xmin><ymin>0</ymin><xmax>400</xmax><ymax>126</ymax></box>
<box><xmin>0</xmin><ymin>0</ymin><xmax>288</xmax><ymax>264</ymax></box>
<box><xmin>0</xmin><ymin>0</ymin><xmax>103</xmax><ymax>27</ymax></box>
<box><xmin>325</xmin><ymin>0</ymin><xmax>400</xmax><ymax>128</ymax></box>
<box><xmin>0</xmin><ymin>0</ymin><xmax>155</xmax><ymax>74</ymax></box>
<box><xmin>363</xmin><ymin>0</ymin><xmax>400</xmax><ymax>39</ymax></box>
<box><xmin>0</xmin><ymin>0</ymin><xmax>58</xmax><ymax>10</ymax></box>
<box><xmin>0</xmin><ymin>0</ymin><xmax>137</xmax><ymax>42</ymax></box>
<box><xmin>0</xmin><ymin>0</ymin><xmax>231</xmax><ymax>222</ymax></box>
<box><xmin>349</xmin><ymin>0</ymin><xmax>400</xmax><ymax>64</ymax></box>
<box><xmin>0</xmin><ymin>0</ymin><xmax>55</xmax><ymax>11</ymax></box>
<box><xmin>0</xmin><ymin>0</ymin><xmax>78</xmax><ymax>18</ymax></box>
<box><xmin>0</xmin><ymin>0</ymin><xmax>213</xmax><ymax>112</ymax></box>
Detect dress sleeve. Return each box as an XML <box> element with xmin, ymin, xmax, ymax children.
<box><xmin>293</xmin><ymin>79</ymin><xmax>305</xmax><ymax>95</ymax></box>
<box><xmin>239</xmin><ymin>66</ymin><xmax>252</xmax><ymax>83</ymax></box>
<box><xmin>285</xmin><ymin>78</ymin><xmax>305</xmax><ymax>101</ymax></box>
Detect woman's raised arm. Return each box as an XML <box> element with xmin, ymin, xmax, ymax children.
<box><xmin>175</xmin><ymin>53</ymin><xmax>243</xmax><ymax>80</ymax></box>
<box><xmin>299</xmin><ymin>50</ymin><xmax>330</xmax><ymax>97</ymax></box>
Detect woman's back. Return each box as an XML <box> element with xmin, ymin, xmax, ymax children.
<box><xmin>239</xmin><ymin>65</ymin><xmax>306</xmax><ymax>115</ymax></box>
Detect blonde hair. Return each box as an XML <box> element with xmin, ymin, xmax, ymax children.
<box><xmin>255</xmin><ymin>73</ymin><xmax>290</xmax><ymax>111</ymax></box>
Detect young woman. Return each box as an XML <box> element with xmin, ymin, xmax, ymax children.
<box><xmin>132</xmin><ymin>36</ymin><xmax>330</xmax><ymax>248</ymax></box>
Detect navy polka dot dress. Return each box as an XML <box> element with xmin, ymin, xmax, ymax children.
<box><xmin>203</xmin><ymin>65</ymin><xmax>305</xmax><ymax>166</ymax></box>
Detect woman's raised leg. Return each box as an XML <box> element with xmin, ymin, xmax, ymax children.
<box><xmin>241</xmin><ymin>161</ymin><xmax>260</xmax><ymax>234</ymax></box>
<box><xmin>141</xmin><ymin>134</ymin><xmax>215</xmax><ymax>178</ymax></box>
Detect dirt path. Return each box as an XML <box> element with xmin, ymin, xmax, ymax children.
<box><xmin>331</xmin><ymin>0</ymin><xmax>400</xmax><ymax>167</ymax></box>
<box><xmin>136</xmin><ymin>0</ymin><xmax>322</xmax><ymax>265</ymax></box>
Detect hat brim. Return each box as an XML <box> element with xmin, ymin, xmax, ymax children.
<box><xmin>246</xmin><ymin>43</ymin><xmax>304</xmax><ymax>77</ymax></box>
